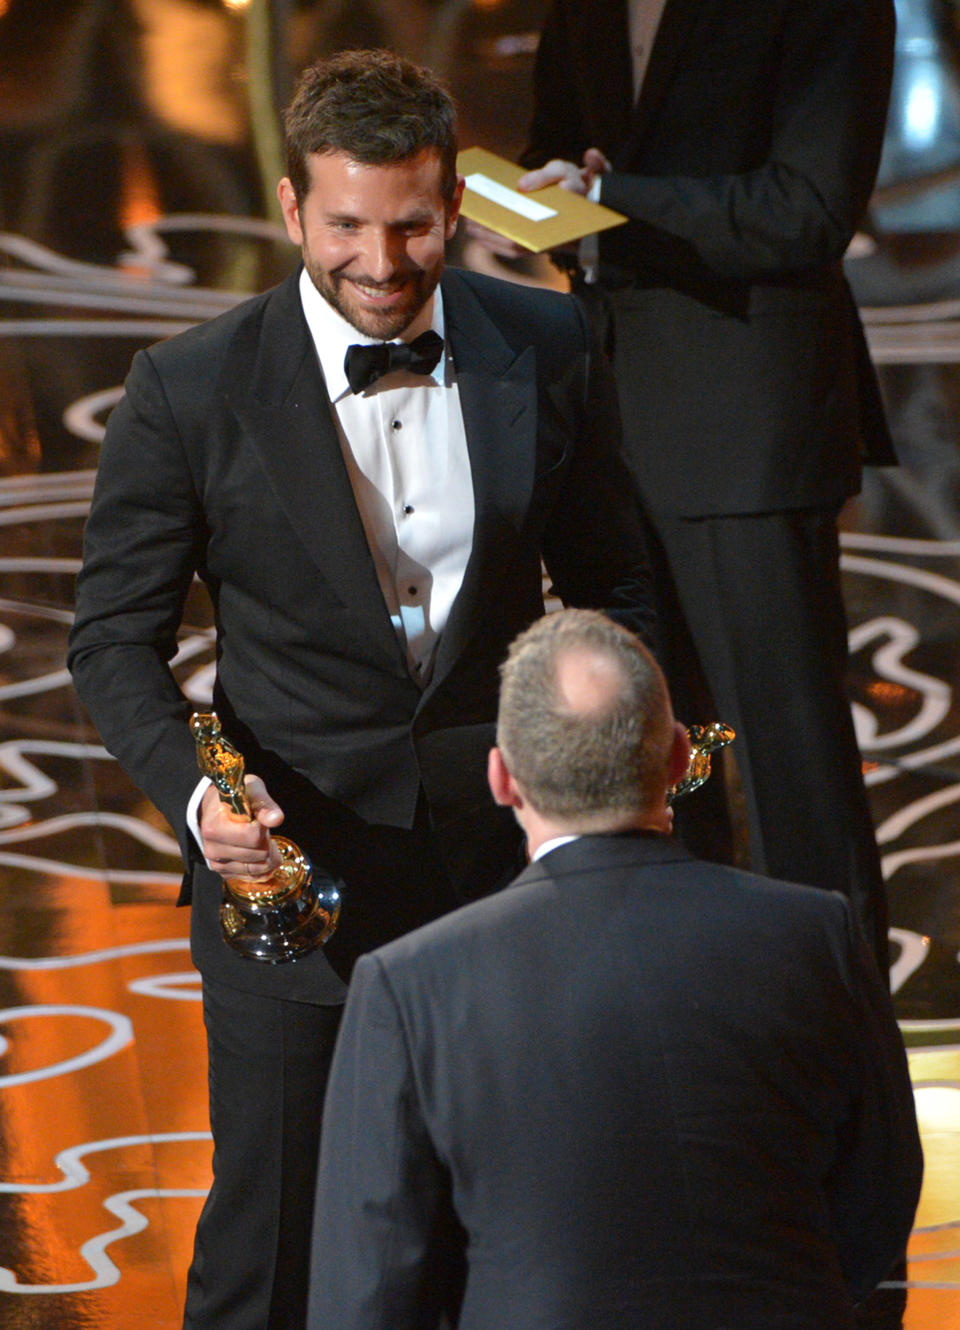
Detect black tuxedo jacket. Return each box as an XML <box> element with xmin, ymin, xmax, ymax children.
<box><xmin>523</xmin><ymin>0</ymin><xmax>897</xmax><ymax>517</ymax></box>
<box><xmin>310</xmin><ymin>834</ymin><xmax>922</xmax><ymax>1330</ymax></box>
<box><xmin>68</xmin><ymin>266</ymin><xmax>655</xmax><ymax>1001</ymax></box>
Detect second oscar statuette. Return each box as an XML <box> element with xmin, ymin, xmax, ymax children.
<box><xmin>668</xmin><ymin>722</ymin><xmax>736</xmax><ymax>804</ymax></box>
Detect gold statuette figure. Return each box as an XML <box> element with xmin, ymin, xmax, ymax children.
<box><xmin>190</xmin><ymin>711</ymin><xmax>341</xmax><ymax>962</ymax></box>
<box><xmin>668</xmin><ymin>722</ymin><xmax>736</xmax><ymax>804</ymax></box>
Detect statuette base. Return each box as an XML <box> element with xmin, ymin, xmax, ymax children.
<box><xmin>220</xmin><ymin>838</ymin><xmax>341</xmax><ymax>963</ymax></box>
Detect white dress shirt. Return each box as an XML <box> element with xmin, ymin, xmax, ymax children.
<box><xmin>298</xmin><ymin>267</ymin><xmax>474</xmax><ymax>686</ymax></box>
<box><xmin>188</xmin><ymin>269</ymin><xmax>475</xmax><ymax>856</ymax></box>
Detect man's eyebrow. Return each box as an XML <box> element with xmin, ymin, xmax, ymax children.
<box><xmin>322</xmin><ymin>207</ymin><xmax>436</xmax><ymax>226</ymax></box>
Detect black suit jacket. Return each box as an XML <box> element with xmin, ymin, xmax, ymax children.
<box><xmin>310</xmin><ymin>834</ymin><xmax>922</xmax><ymax>1330</ymax></box>
<box><xmin>68</xmin><ymin>266</ymin><xmax>656</xmax><ymax>1001</ymax></box>
<box><xmin>523</xmin><ymin>0</ymin><xmax>897</xmax><ymax>517</ymax></box>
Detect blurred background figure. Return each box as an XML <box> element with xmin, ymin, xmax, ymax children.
<box><xmin>466</xmin><ymin>0</ymin><xmax>898</xmax><ymax>977</ymax></box>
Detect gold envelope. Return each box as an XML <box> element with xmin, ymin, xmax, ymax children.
<box><xmin>457</xmin><ymin>146</ymin><xmax>627</xmax><ymax>253</ymax></box>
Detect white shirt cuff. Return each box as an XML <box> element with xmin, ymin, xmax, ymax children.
<box><xmin>576</xmin><ymin>177</ymin><xmax>604</xmax><ymax>281</ymax></box>
<box><xmin>187</xmin><ymin>776</ymin><xmax>214</xmax><ymax>866</ymax></box>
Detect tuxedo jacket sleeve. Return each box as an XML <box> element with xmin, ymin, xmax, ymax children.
<box><xmin>68</xmin><ymin>341</ymin><xmax>210</xmax><ymax>863</ymax></box>
<box><xmin>526</xmin><ymin>0</ymin><xmax>895</xmax><ymax>284</ymax></box>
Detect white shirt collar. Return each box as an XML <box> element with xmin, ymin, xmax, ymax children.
<box><xmin>298</xmin><ymin>267</ymin><xmax>447</xmax><ymax>402</ymax></box>
<box><xmin>532</xmin><ymin>834</ymin><xmax>581</xmax><ymax>862</ymax></box>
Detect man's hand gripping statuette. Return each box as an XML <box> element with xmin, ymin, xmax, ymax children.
<box><xmin>190</xmin><ymin>711</ymin><xmax>340</xmax><ymax>963</ymax></box>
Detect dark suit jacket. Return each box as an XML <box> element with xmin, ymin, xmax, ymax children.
<box><xmin>310</xmin><ymin>834</ymin><xmax>922</xmax><ymax>1330</ymax></box>
<box><xmin>522</xmin><ymin>0</ymin><xmax>897</xmax><ymax>517</ymax></box>
<box><xmin>67</xmin><ymin>266</ymin><xmax>656</xmax><ymax>1001</ymax></box>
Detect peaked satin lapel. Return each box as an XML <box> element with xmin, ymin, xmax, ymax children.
<box><xmin>224</xmin><ymin>272</ymin><xmax>403</xmax><ymax>667</ymax></box>
<box><xmin>617</xmin><ymin>0</ymin><xmax>701</xmax><ymax>164</ymax></box>
<box><xmin>570</xmin><ymin>0</ymin><xmax>634</xmax><ymax>152</ymax></box>
<box><xmin>426</xmin><ymin>271</ymin><xmax>538</xmax><ymax>692</ymax></box>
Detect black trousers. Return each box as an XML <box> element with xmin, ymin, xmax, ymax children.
<box><xmin>646</xmin><ymin>505</ymin><xmax>889</xmax><ymax>970</ymax></box>
<box><xmin>183</xmin><ymin>976</ymin><xmax>342</xmax><ymax>1330</ymax></box>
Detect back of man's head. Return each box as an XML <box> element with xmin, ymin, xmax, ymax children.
<box><xmin>283</xmin><ymin>48</ymin><xmax>459</xmax><ymax>204</ymax></box>
<box><xmin>496</xmin><ymin>610</ymin><xmax>674</xmax><ymax>828</ymax></box>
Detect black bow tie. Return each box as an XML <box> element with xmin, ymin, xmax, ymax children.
<box><xmin>344</xmin><ymin>330</ymin><xmax>444</xmax><ymax>394</ymax></box>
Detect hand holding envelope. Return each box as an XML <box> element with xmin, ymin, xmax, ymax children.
<box><xmin>517</xmin><ymin>147</ymin><xmax>613</xmax><ymax>198</ymax></box>
<box><xmin>457</xmin><ymin>147</ymin><xmax>625</xmax><ymax>255</ymax></box>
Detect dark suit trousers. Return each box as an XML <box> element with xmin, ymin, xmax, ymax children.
<box><xmin>646</xmin><ymin>506</ymin><xmax>889</xmax><ymax>968</ymax></box>
<box><xmin>183</xmin><ymin>976</ymin><xmax>342</xmax><ymax>1330</ymax></box>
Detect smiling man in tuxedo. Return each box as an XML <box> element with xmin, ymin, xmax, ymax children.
<box><xmin>67</xmin><ymin>48</ymin><xmax>656</xmax><ymax>1330</ymax></box>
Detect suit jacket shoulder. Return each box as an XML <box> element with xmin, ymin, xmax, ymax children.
<box><xmin>441</xmin><ymin>265</ymin><xmax>593</xmax><ymax>373</ymax></box>
<box><xmin>140</xmin><ymin>270</ymin><xmax>306</xmax><ymax>415</ymax></box>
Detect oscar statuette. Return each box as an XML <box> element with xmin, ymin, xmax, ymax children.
<box><xmin>190</xmin><ymin>711</ymin><xmax>341</xmax><ymax>962</ymax></box>
<box><xmin>668</xmin><ymin>722</ymin><xmax>736</xmax><ymax>804</ymax></box>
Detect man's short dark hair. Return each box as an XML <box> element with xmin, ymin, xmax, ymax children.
<box><xmin>283</xmin><ymin>49</ymin><xmax>459</xmax><ymax>204</ymax></box>
<box><xmin>497</xmin><ymin>610</ymin><xmax>673</xmax><ymax>823</ymax></box>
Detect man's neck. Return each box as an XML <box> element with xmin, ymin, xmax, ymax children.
<box><xmin>523</xmin><ymin>807</ymin><xmax>670</xmax><ymax>860</ymax></box>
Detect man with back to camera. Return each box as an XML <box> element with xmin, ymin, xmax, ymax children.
<box><xmin>310</xmin><ymin>608</ymin><xmax>922</xmax><ymax>1330</ymax></box>
<box><xmin>66</xmin><ymin>49</ymin><xmax>657</xmax><ymax>1330</ymax></box>
<box><xmin>469</xmin><ymin>0</ymin><xmax>898</xmax><ymax>977</ymax></box>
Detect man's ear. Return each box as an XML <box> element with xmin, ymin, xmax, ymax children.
<box><xmin>667</xmin><ymin>721</ymin><xmax>691</xmax><ymax>788</ymax></box>
<box><xmin>277</xmin><ymin>177</ymin><xmax>304</xmax><ymax>246</ymax></box>
<box><xmin>487</xmin><ymin>746</ymin><xmax>523</xmax><ymax>809</ymax></box>
<box><xmin>445</xmin><ymin>174</ymin><xmax>466</xmax><ymax>239</ymax></box>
